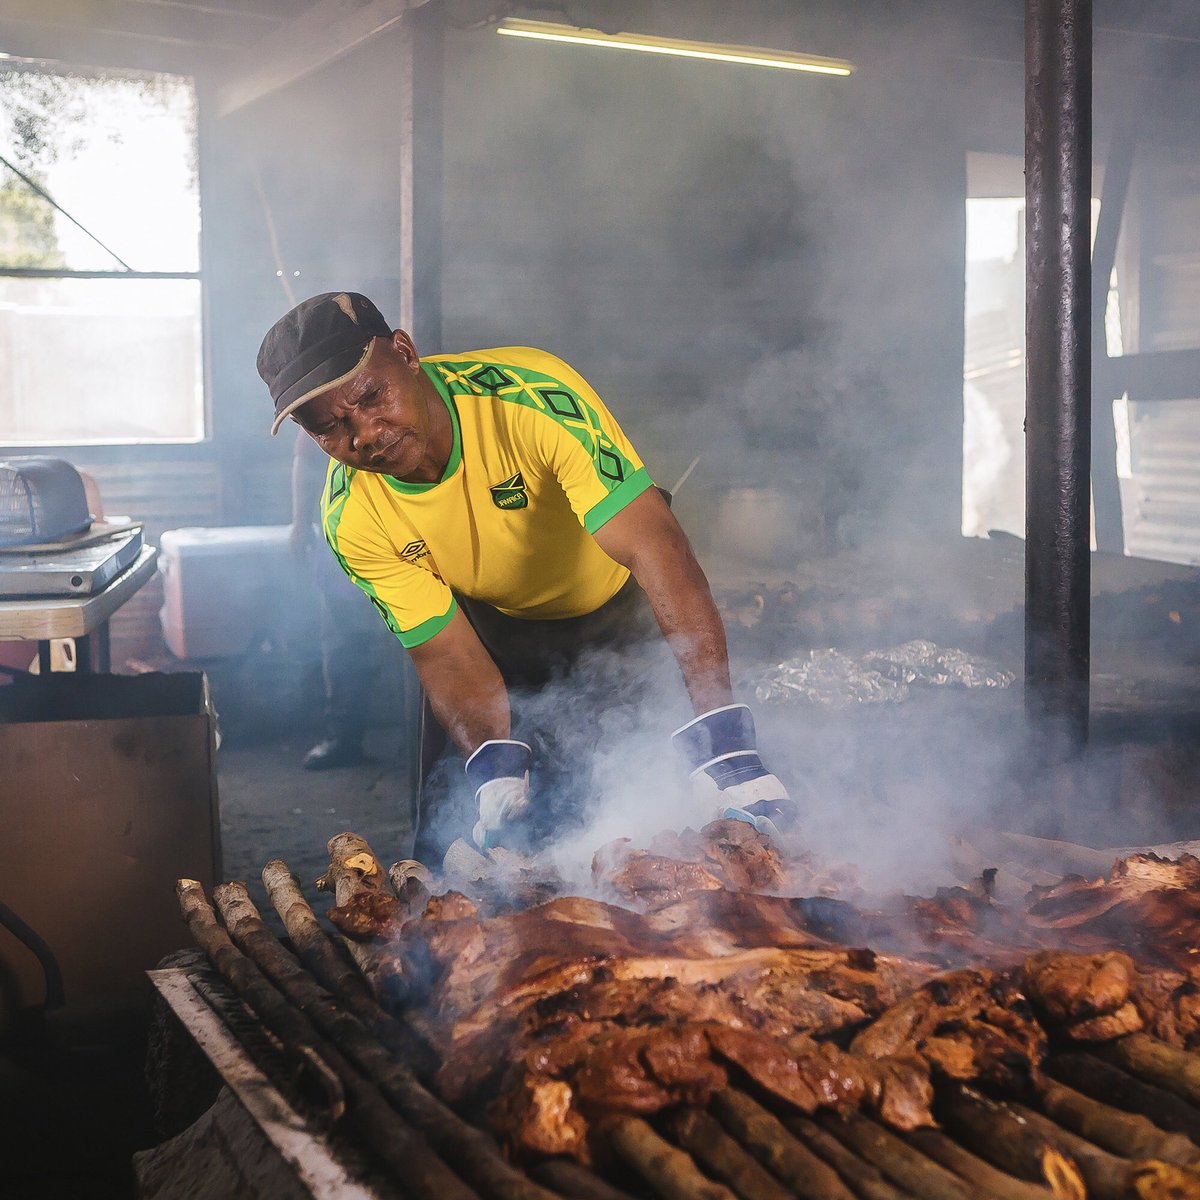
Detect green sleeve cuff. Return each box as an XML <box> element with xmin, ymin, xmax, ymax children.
<box><xmin>584</xmin><ymin>467</ymin><xmax>654</xmax><ymax>534</ymax></box>
<box><xmin>397</xmin><ymin>597</ymin><xmax>458</xmax><ymax>648</ymax></box>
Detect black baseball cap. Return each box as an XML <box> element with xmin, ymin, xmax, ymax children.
<box><xmin>258</xmin><ymin>292</ymin><xmax>392</xmax><ymax>435</ymax></box>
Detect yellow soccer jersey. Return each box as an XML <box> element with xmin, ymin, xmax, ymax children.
<box><xmin>320</xmin><ymin>346</ymin><xmax>654</xmax><ymax>647</ymax></box>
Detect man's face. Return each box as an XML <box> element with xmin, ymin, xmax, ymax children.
<box><xmin>295</xmin><ymin>330</ymin><xmax>434</xmax><ymax>477</ymax></box>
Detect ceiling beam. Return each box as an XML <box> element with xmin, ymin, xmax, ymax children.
<box><xmin>0</xmin><ymin>18</ymin><xmax>225</xmax><ymax>74</ymax></box>
<box><xmin>0</xmin><ymin>0</ymin><xmax>259</xmax><ymax>51</ymax></box>
<box><xmin>212</xmin><ymin>0</ymin><xmax>430</xmax><ymax>118</ymax></box>
<box><xmin>124</xmin><ymin>0</ymin><xmax>285</xmax><ymax>22</ymax></box>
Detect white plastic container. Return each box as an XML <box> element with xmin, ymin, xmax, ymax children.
<box><xmin>158</xmin><ymin>525</ymin><xmax>311</xmax><ymax>659</ymax></box>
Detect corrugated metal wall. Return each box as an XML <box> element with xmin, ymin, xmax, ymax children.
<box><xmin>1122</xmin><ymin>163</ymin><xmax>1200</xmax><ymax>565</ymax></box>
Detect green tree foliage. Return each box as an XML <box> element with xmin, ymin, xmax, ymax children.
<box><xmin>0</xmin><ymin>170</ymin><xmax>63</xmax><ymax>268</ymax></box>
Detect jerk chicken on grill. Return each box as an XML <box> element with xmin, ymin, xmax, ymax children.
<box><xmin>311</xmin><ymin>820</ymin><xmax>1200</xmax><ymax>1163</ymax></box>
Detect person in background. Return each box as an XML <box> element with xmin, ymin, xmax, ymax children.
<box><xmin>260</xmin><ymin>292</ymin><xmax>795</xmax><ymax>858</ymax></box>
<box><xmin>290</xmin><ymin>429</ymin><xmax>390</xmax><ymax>769</ymax></box>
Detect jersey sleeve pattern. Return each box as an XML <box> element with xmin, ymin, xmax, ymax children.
<box><xmin>321</xmin><ymin>461</ymin><xmax>457</xmax><ymax>648</ymax></box>
<box><xmin>433</xmin><ymin>353</ymin><xmax>654</xmax><ymax>533</ymax></box>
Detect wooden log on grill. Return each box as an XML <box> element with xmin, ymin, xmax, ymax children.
<box><xmin>667</xmin><ymin>1108</ymin><xmax>794</xmax><ymax>1200</ymax></box>
<box><xmin>315</xmin><ymin>832</ymin><xmax>402</xmax><ymax>995</ymax></box>
<box><xmin>785</xmin><ymin>1116</ymin><xmax>915</xmax><ymax>1200</ymax></box>
<box><xmin>904</xmin><ymin>1128</ymin><xmax>1056</xmax><ymax>1200</ymax></box>
<box><xmin>1095</xmin><ymin>1035</ymin><xmax>1200</xmax><ymax>1109</ymax></box>
<box><xmin>608</xmin><ymin>1115</ymin><xmax>737</xmax><ymax>1200</ymax></box>
<box><xmin>943</xmin><ymin>1086</ymin><xmax>1200</xmax><ymax>1200</ymax></box>
<box><xmin>815</xmin><ymin>1111</ymin><xmax>981</xmax><ymax>1200</ymax></box>
<box><xmin>389</xmin><ymin>859</ymin><xmax>433</xmax><ymax>916</ymax></box>
<box><xmin>1036</xmin><ymin>1076</ymin><xmax>1200</xmax><ymax>1171</ymax></box>
<box><xmin>710</xmin><ymin>1090</ymin><xmax>858</xmax><ymax>1200</ymax></box>
<box><xmin>1045</xmin><ymin>1053</ymin><xmax>1200</xmax><ymax>1142</ymax></box>
<box><xmin>262</xmin><ymin>858</ymin><xmax>437</xmax><ymax>1077</ymax></box>
<box><xmin>528</xmin><ymin>1160</ymin><xmax>638</xmax><ymax>1200</ymax></box>
<box><xmin>936</xmin><ymin>1087</ymin><xmax>1088</xmax><ymax>1198</ymax></box>
<box><xmin>216</xmin><ymin>882</ymin><xmax>558</xmax><ymax>1200</ymax></box>
<box><xmin>1008</xmin><ymin>1101</ymin><xmax>1200</xmax><ymax>1200</ymax></box>
<box><xmin>177</xmin><ymin>879</ymin><xmax>345</xmax><ymax>1119</ymax></box>
<box><xmin>177</xmin><ymin>880</ymin><xmax>480</xmax><ymax>1200</ymax></box>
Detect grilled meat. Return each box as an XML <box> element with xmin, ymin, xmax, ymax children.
<box><xmin>1023</xmin><ymin>949</ymin><xmax>1200</xmax><ymax>1047</ymax></box>
<box><xmin>1025</xmin><ymin>854</ymin><xmax>1200</xmax><ymax>970</ymax></box>
<box><xmin>851</xmin><ymin>968</ymin><xmax>1045</xmax><ymax>1091</ymax></box>
<box><xmin>313</xmin><ymin>824</ymin><xmax>1200</xmax><ymax>1165</ymax></box>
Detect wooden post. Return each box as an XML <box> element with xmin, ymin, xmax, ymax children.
<box><xmin>398</xmin><ymin>2</ymin><xmax>443</xmax><ymax>353</ymax></box>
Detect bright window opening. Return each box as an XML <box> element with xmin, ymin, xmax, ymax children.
<box><xmin>0</xmin><ymin>59</ymin><xmax>203</xmax><ymax>445</ymax></box>
<box><xmin>962</xmin><ymin>153</ymin><xmax>1125</xmax><ymax>541</ymax></box>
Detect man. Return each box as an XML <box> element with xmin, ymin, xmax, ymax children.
<box><xmin>258</xmin><ymin>291</ymin><xmax>794</xmax><ymax>856</ymax></box>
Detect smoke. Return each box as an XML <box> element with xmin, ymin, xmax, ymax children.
<box><xmin>410</xmin><ymin>1</ymin><xmax>1199</xmax><ymax>887</ymax></box>
<box><xmin>200</xmin><ymin>0</ymin><xmax>1200</xmax><ymax>892</ymax></box>
<box><xmin>414</xmin><ymin>614</ymin><xmax>1035</xmax><ymax>899</ymax></box>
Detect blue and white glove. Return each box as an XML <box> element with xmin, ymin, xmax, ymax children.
<box><xmin>672</xmin><ymin>704</ymin><xmax>798</xmax><ymax>839</ymax></box>
<box><xmin>465</xmin><ymin>739</ymin><xmax>532</xmax><ymax>850</ymax></box>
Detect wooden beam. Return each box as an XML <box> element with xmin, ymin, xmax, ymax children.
<box><xmin>125</xmin><ymin>0</ymin><xmax>284</xmax><ymax>22</ymax></box>
<box><xmin>0</xmin><ymin>19</ymin><xmax>222</xmax><ymax>73</ymax></box>
<box><xmin>212</xmin><ymin>0</ymin><xmax>429</xmax><ymax>117</ymax></box>
<box><xmin>0</xmin><ymin>0</ymin><xmax>255</xmax><ymax>51</ymax></box>
<box><xmin>397</xmin><ymin>2</ymin><xmax>442</xmax><ymax>352</ymax></box>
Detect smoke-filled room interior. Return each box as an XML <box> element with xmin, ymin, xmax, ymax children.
<box><xmin>9</xmin><ymin>1</ymin><xmax>1200</xmax><ymax>1197</ymax></box>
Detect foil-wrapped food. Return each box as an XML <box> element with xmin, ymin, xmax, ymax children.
<box><xmin>864</xmin><ymin>639</ymin><xmax>1016</xmax><ymax>690</ymax></box>
<box><xmin>753</xmin><ymin>640</ymin><xmax>1014</xmax><ymax>707</ymax></box>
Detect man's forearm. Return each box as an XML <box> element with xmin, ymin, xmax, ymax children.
<box><xmin>423</xmin><ymin>681</ymin><xmax>510</xmax><ymax>757</ymax></box>
<box><xmin>408</xmin><ymin>611</ymin><xmax>511</xmax><ymax>755</ymax></box>
<box><xmin>635</xmin><ymin>545</ymin><xmax>734</xmax><ymax>714</ymax></box>
<box><xmin>593</xmin><ymin>489</ymin><xmax>734</xmax><ymax>715</ymax></box>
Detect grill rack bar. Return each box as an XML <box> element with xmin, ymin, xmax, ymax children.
<box><xmin>149</xmin><ymin>968</ymin><xmax>381</xmax><ymax>1200</ymax></box>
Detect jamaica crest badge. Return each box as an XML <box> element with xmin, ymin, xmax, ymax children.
<box><xmin>489</xmin><ymin>470</ymin><xmax>528</xmax><ymax>510</ymax></box>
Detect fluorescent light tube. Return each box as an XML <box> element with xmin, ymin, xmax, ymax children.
<box><xmin>496</xmin><ymin>18</ymin><xmax>853</xmax><ymax>77</ymax></box>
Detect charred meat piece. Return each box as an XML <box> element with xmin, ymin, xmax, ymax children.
<box><xmin>1025</xmin><ymin>855</ymin><xmax>1200</xmax><ymax>970</ymax></box>
<box><xmin>573</xmin><ymin>1025</ymin><xmax>728</xmax><ymax>1115</ymax></box>
<box><xmin>858</xmin><ymin>1051</ymin><xmax>936</xmax><ymax>1130</ymax></box>
<box><xmin>708</xmin><ymin>1026</ymin><xmax>863</xmax><ymax>1111</ymax></box>
<box><xmin>434</xmin><ymin>945</ymin><xmax>927</xmax><ymax>1104</ymax></box>
<box><xmin>593</xmin><ymin>820</ymin><xmax>785</xmax><ymax>904</ymax></box>
<box><xmin>1021</xmin><ymin>950</ymin><xmax>1142</xmax><ymax>1040</ymax></box>
<box><xmin>487</xmin><ymin>1074</ymin><xmax>589</xmax><ymax>1159</ymax></box>
<box><xmin>1131</xmin><ymin>964</ymin><xmax>1200</xmax><ymax>1048</ymax></box>
<box><xmin>599</xmin><ymin>850</ymin><xmax>726</xmax><ymax>912</ymax></box>
<box><xmin>326</xmin><ymin>890</ymin><xmax>408</xmax><ymax>941</ymax></box>
<box><xmin>699</xmin><ymin>819</ymin><xmax>786</xmax><ymax>892</ymax></box>
<box><xmin>851</xmin><ymin>968</ymin><xmax>1044</xmax><ymax>1090</ymax></box>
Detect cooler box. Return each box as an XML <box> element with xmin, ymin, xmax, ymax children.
<box><xmin>158</xmin><ymin>525</ymin><xmax>314</xmax><ymax>660</ymax></box>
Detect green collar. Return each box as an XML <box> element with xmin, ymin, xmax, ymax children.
<box><xmin>381</xmin><ymin>363</ymin><xmax>462</xmax><ymax>494</ymax></box>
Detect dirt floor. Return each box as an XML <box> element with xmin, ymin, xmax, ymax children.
<box><xmin>216</xmin><ymin>720</ymin><xmax>416</xmax><ymax>930</ymax></box>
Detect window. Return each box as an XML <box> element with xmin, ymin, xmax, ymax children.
<box><xmin>0</xmin><ymin>59</ymin><xmax>202</xmax><ymax>445</ymax></box>
<box><xmin>962</xmin><ymin>152</ymin><xmax>1124</xmax><ymax>541</ymax></box>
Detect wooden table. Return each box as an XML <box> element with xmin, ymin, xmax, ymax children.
<box><xmin>0</xmin><ymin>544</ymin><xmax>158</xmax><ymax>673</ymax></box>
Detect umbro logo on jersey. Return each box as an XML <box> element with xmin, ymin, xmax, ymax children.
<box><xmin>401</xmin><ymin>539</ymin><xmax>429</xmax><ymax>561</ymax></box>
<box><xmin>490</xmin><ymin>471</ymin><xmax>528</xmax><ymax>510</ymax></box>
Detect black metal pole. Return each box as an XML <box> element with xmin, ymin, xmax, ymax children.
<box><xmin>1025</xmin><ymin>0</ymin><xmax>1092</xmax><ymax>749</ymax></box>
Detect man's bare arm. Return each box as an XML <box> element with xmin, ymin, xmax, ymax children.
<box><xmin>593</xmin><ymin>488</ymin><xmax>734</xmax><ymax>714</ymax></box>
<box><xmin>407</xmin><ymin>609</ymin><xmax>510</xmax><ymax>755</ymax></box>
